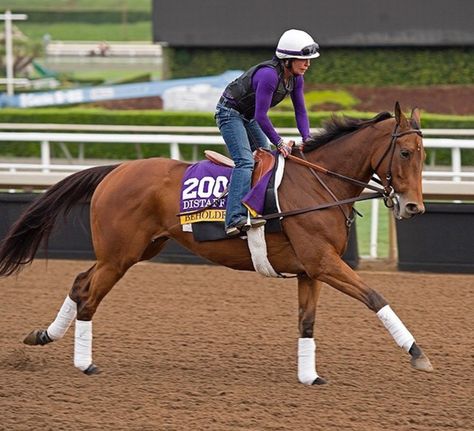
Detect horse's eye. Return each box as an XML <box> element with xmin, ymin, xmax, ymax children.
<box><xmin>400</xmin><ymin>149</ymin><xmax>410</xmax><ymax>159</ymax></box>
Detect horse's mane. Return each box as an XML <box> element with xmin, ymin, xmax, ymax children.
<box><xmin>303</xmin><ymin>111</ymin><xmax>392</xmax><ymax>153</ymax></box>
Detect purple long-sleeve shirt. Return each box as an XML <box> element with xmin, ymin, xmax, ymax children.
<box><xmin>252</xmin><ymin>67</ymin><xmax>310</xmax><ymax>145</ymax></box>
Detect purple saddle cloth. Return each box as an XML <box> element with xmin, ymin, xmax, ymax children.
<box><xmin>179</xmin><ymin>157</ymin><xmax>274</xmax><ymax>223</ymax></box>
<box><xmin>179</xmin><ymin>154</ymin><xmax>281</xmax><ymax>241</ymax></box>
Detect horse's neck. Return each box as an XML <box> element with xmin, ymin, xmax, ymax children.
<box><xmin>304</xmin><ymin>125</ymin><xmax>388</xmax><ymax>197</ymax></box>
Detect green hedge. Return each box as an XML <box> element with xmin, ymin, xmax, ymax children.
<box><xmin>1</xmin><ymin>108</ymin><xmax>473</xmax><ymax>128</ymax></box>
<box><xmin>0</xmin><ymin>108</ymin><xmax>217</xmax><ymax>126</ymax></box>
<box><xmin>170</xmin><ymin>47</ymin><xmax>474</xmax><ymax>86</ymax></box>
<box><xmin>1</xmin><ymin>108</ymin><xmax>473</xmax><ymax>162</ymax></box>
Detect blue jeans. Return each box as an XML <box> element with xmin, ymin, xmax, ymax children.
<box><xmin>215</xmin><ymin>103</ymin><xmax>270</xmax><ymax>228</ymax></box>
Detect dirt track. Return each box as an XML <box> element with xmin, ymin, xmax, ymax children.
<box><xmin>0</xmin><ymin>260</ymin><xmax>473</xmax><ymax>431</ymax></box>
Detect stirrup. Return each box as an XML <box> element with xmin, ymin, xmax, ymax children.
<box><xmin>225</xmin><ymin>226</ymin><xmax>241</xmax><ymax>237</ymax></box>
<box><xmin>225</xmin><ymin>220</ymin><xmax>251</xmax><ymax>237</ymax></box>
<box><xmin>250</xmin><ymin>218</ymin><xmax>266</xmax><ymax>228</ymax></box>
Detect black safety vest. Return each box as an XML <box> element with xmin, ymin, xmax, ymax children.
<box><xmin>223</xmin><ymin>58</ymin><xmax>294</xmax><ymax>119</ymax></box>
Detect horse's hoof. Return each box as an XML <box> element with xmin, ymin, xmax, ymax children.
<box><xmin>83</xmin><ymin>364</ymin><xmax>101</xmax><ymax>375</ymax></box>
<box><xmin>312</xmin><ymin>376</ymin><xmax>328</xmax><ymax>385</ymax></box>
<box><xmin>23</xmin><ymin>330</ymin><xmax>38</xmax><ymax>345</ymax></box>
<box><xmin>410</xmin><ymin>353</ymin><xmax>434</xmax><ymax>372</ymax></box>
<box><xmin>23</xmin><ymin>329</ymin><xmax>52</xmax><ymax>346</ymax></box>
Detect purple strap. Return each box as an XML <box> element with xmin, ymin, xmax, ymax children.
<box><xmin>252</xmin><ymin>66</ymin><xmax>310</xmax><ymax>145</ymax></box>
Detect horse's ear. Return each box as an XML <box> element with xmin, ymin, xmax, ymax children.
<box><xmin>410</xmin><ymin>107</ymin><xmax>421</xmax><ymax>130</ymax></box>
<box><xmin>394</xmin><ymin>101</ymin><xmax>409</xmax><ymax>127</ymax></box>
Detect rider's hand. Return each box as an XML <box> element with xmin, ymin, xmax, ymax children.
<box><xmin>277</xmin><ymin>140</ymin><xmax>295</xmax><ymax>158</ymax></box>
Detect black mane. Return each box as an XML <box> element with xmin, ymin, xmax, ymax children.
<box><xmin>303</xmin><ymin>111</ymin><xmax>392</xmax><ymax>153</ymax></box>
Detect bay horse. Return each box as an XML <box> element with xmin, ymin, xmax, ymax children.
<box><xmin>0</xmin><ymin>103</ymin><xmax>433</xmax><ymax>385</ymax></box>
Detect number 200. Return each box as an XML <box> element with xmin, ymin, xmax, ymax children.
<box><xmin>182</xmin><ymin>176</ymin><xmax>228</xmax><ymax>199</ymax></box>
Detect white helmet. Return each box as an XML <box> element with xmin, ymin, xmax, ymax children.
<box><xmin>276</xmin><ymin>29</ymin><xmax>320</xmax><ymax>60</ymax></box>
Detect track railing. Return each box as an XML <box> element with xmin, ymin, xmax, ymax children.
<box><xmin>0</xmin><ymin>128</ymin><xmax>473</xmax><ymax>259</ymax></box>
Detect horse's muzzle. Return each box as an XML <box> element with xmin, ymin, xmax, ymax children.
<box><xmin>394</xmin><ymin>194</ymin><xmax>425</xmax><ymax>220</ymax></box>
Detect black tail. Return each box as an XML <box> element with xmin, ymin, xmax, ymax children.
<box><xmin>0</xmin><ymin>164</ymin><xmax>119</xmax><ymax>277</ymax></box>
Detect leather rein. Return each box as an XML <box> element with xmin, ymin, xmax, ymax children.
<box><xmin>260</xmin><ymin>124</ymin><xmax>423</xmax><ymax>225</ymax></box>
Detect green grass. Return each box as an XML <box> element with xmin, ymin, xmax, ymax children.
<box><xmin>354</xmin><ymin>200</ymin><xmax>390</xmax><ymax>257</ymax></box>
<box><xmin>0</xmin><ymin>0</ymin><xmax>150</xmax><ymax>11</ymax></box>
<box><xmin>3</xmin><ymin>0</ymin><xmax>152</xmax><ymax>41</ymax></box>
<box><xmin>16</xmin><ymin>22</ymin><xmax>151</xmax><ymax>41</ymax></box>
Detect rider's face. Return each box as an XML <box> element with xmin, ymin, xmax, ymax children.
<box><xmin>291</xmin><ymin>59</ymin><xmax>310</xmax><ymax>75</ymax></box>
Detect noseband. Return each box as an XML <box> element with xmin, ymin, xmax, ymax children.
<box><xmin>372</xmin><ymin>124</ymin><xmax>423</xmax><ymax>208</ymax></box>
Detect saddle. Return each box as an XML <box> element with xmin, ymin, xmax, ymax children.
<box><xmin>179</xmin><ymin>149</ymin><xmax>282</xmax><ymax>241</ymax></box>
<box><xmin>205</xmin><ymin>148</ymin><xmax>276</xmax><ymax>187</ymax></box>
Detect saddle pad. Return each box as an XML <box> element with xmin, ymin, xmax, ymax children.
<box><xmin>191</xmin><ymin>153</ymin><xmax>284</xmax><ymax>241</ymax></box>
<box><xmin>179</xmin><ymin>161</ymin><xmax>231</xmax><ymax>224</ymax></box>
<box><xmin>179</xmin><ymin>152</ymin><xmax>276</xmax><ymax>225</ymax></box>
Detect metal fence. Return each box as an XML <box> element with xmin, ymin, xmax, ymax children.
<box><xmin>1</xmin><ymin>125</ymin><xmax>473</xmax><ymax>259</ymax></box>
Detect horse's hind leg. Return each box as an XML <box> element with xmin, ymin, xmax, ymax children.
<box><xmin>297</xmin><ymin>275</ymin><xmax>327</xmax><ymax>385</ymax></box>
<box><xmin>68</xmin><ymin>261</ymin><xmax>128</xmax><ymax>374</ymax></box>
<box><xmin>23</xmin><ymin>266</ymin><xmax>94</xmax><ymax>347</ymax></box>
<box><xmin>70</xmin><ymin>236</ymin><xmax>169</xmax><ymax>374</ymax></box>
<box><xmin>25</xmin><ymin>261</ymin><xmax>135</xmax><ymax>374</ymax></box>
<box><xmin>23</xmin><ymin>233</ymin><xmax>168</xmax><ymax>375</ymax></box>
<box><xmin>318</xmin><ymin>254</ymin><xmax>433</xmax><ymax>373</ymax></box>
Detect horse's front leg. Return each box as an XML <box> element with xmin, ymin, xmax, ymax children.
<box><xmin>297</xmin><ymin>274</ymin><xmax>327</xmax><ymax>385</ymax></box>
<box><xmin>318</xmin><ymin>254</ymin><xmax>433</xmax><ymax>373</ymax></box>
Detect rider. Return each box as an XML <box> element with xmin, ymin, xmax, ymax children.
<box><xmin>215</xmin><ymin>29</ymin><xmax>320</xmax><ymax>236</ymax></box>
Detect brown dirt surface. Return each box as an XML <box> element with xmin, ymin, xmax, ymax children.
<box><xmin>305</xmin><ymin>85</ymin><xmax>474</xmax><ymax>115</ymax></box>
<box><xmin>346</xmin><ymin>85</ymin><xmax>474</xmax><ymax>116</ymax></box>
<box><xmin>0</xmin><ymin>260</ymin><xmax>473</xmax><ymax>431</ymax></box>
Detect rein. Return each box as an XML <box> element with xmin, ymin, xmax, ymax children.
<box><xmin>259</xmin><ymin>124</ymin><xmax>423</xmax><ymax>222</ymax></box>
<box><xmin>260</xmin><ymin>193</ymin><xmax>383</xmax><ymax>221</ymax></box>
<box><xmin>286</xmin><ymin>153</ymin><xmax>385</xmax><ymax>194</ymax></box>
<box><xmin>175</xmin><ymin>122</ymin><xmax>423</xmax><ymax>226</ymax></box>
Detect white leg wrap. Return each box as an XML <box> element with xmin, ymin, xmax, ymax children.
<box><xmin>297</xmin><ymin>338</ymin><xmax>318</xmax><ymax>385</ymax></box>
<box><xmin>74</xmin><ymin>320</ymin><xmax>93</xmax><ymax>371</ymax></box>
<box><xmin>377</xmin><ymin>305</ymin><xmax>415</xmax><ymax>352</ymax></box>
<box><xmin>47</xmin><ymin>296</ymin><xmax>77</xmax><ymax>340</ymax></box>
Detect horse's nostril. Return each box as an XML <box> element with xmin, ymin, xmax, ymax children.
<box><xmin>406</xmin><ymin>203</ymin><xmax>420</xmax><ymax>214</ymax></box>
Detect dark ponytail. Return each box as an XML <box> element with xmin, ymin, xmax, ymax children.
<box><xmin>283</xmin><ymin>59</ymin><xmax>293</xmax><ymax>69</ymax></box>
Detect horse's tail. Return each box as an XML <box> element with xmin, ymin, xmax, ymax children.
<box><xmin>0</xmin><ymin>164</ymin><xmax>119</xmax><ymax>277</ymax></box>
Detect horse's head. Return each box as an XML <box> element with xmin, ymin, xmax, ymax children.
<box><xmin>373</xmin><ymin>102</ymin><xmax>425</xmax><ymax>220</ymax></box>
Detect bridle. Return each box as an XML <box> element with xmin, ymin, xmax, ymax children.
<box><xmin>261</xmin><ymin>121</ymin><xmax>423</xmax><ymax>224</ymax></box>
<box><xmin>371</xmin><ymin>124</ymin><xmax>423</xmax><ymax>208</ymax></box>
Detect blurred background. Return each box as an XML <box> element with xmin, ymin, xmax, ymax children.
<box><xmin>0</xmin><ymin>0</ymin><xmax>473</xmax><ymax>264</ymax></box>
<box><xmin>1</xmin><ymin>0</ymin><xmax>473</xmax><ymax>112</ymax></box>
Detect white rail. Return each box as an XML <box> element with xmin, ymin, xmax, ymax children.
<box><xmin>0</xmin><ymin>131</ymin><xmax>472</xmax><ymax>179</ymax></box>
<box><xmin>1</xmin><ymin>123</ymin><xmax>474</xmax><ymax>136</ymax></box>
<box><xmin>46</xmin><ymin>42</ymin><xmax>163</xmax><ymax>57</ymax></box>
<box><xmin>0</xmin><ymin>131</ymin><xmax>225</xmax><ymax>162</ymax></box>
<box><xmin>0</xmin><ymin>129</ymin><xmax>473</xmax><ymax>260</ymax></box>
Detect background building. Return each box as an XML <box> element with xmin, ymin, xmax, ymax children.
<box><xmin>152</xmin><ymin>0</ymin><xmax>474</xmax><ymax>47</ymax></box>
